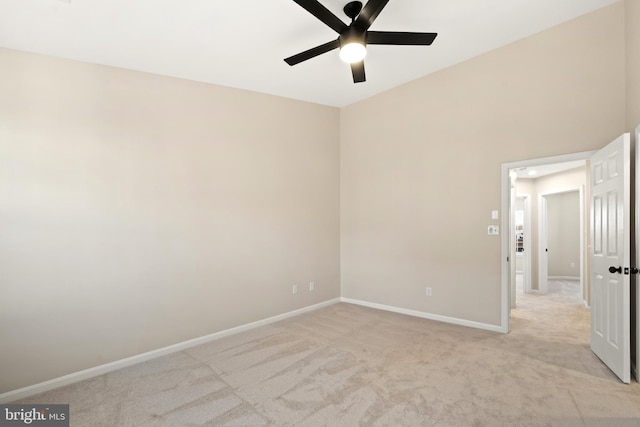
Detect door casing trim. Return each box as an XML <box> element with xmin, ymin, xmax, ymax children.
<box><xmin>500</xmin><ymin>150</ymin><xmax>596</xmax><ymax>333</ymax></box>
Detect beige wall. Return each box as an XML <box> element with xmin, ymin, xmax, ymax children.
<box><xmin>340</xmin><ymin>3</ymin><xmax>626</xmax><ymax>326</ymax></box>
<box><xmin>0</xmin><ymin>48</ymin><xmax>341</xmax><ymax>393</ymax></box>
<box><xmin>627</xmin><ymin>0</ymin><xmax>640</xmax><ymax>130</ymax></box>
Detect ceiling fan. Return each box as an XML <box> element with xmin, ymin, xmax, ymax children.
<box><xmin>284</xmin><ymin>0</ymin><xmax>438</xmax><ymax>83</ymax></box>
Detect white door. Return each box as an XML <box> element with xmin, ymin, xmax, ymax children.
<box><xmin>590</xmin><ymin>132</ymin><xmax>631</xmax><ymax>384</ymax></box>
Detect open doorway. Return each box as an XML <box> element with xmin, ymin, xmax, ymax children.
<box><xmin>541</xmin><ymin>190</ymin><xmax>583</xmax><ymax>300</ymax></box>
<box><xmin>501</xmin><ymin>134</ymin><xmax>634</xmax><ymax>383</ymax></box>
<box><xmin>509</xmin><ymin>161</ymin><xmax>587</xmax><ymax>310</ymax></box>
<box><xmin>515</xmin><ymin>190</ymin><xmax>584</xmax><ymax>310</ymax></box>
<box><xmin>500</xmin><ymin>151</ymin><xmax>594</xmax><ymax>331</ymax></box>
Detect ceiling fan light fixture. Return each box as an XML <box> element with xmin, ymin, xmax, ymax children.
<box><xmin>339</xmin><ymin>42</ymin><xmax>367</xmax><ymax>63</ymax></box>
<box><xmin>284</xmin><ymin>0</ymin><xmax>438</xmax><ymax>83</ymax></box>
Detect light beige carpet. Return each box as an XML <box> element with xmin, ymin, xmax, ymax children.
<box><xmin>16</xmin><ymin>281</ymin><xmax>640</xmax><ymax>426</ymax></box>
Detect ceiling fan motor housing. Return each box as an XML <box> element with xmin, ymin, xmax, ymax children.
<box><xmin>343</xmin><ymin>1</ymin><xmax>363</xmax><ymax>20</ymax></box>
<box><xmin>340</xmin><ymin>25</ymin><xmax>366</xmax><ymax>48</ymax></box>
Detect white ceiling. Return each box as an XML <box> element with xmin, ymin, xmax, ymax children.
<box><xmin>0</xmin><ymin>0</ymin><xmax>619</xmax><ymax>107</ymax></box>
<box><xmin>515</xmin><ymin>160</ymin><xmax>586</xmax><ymax>179</ymax></box>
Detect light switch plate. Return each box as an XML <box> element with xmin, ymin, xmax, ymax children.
<box><xmin>491</xmin><ymin>210</ymin><xmax>499</xmax><ymax>220</ymax></box>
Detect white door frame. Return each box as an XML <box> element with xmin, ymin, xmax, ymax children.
<box><xmin>500</xmin><ymin>151</ymin><xmax>595</xmax><ymax>332</ymax></box>
<box><xmin>509</xmin><ymin>171</ymin><xmax>517</xmax><ymax>309</ymax></box>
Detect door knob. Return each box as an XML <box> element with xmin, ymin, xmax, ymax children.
<box><xmin>609</xmin><ymin>266</ymin><xmax>622</xmax><ymax>274</ymax></box>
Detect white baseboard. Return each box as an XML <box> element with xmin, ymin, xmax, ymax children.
<box><xmin>340</xmin><ymin>298</ymin><xmax>504</xmax><ymax>333</ymax></box>
<box><xmin>0</xmin><ymin>298</ymin><xmax>341</xmax><ymax>404</ymax></box>
<box><xmin>548</xmin><ymin>276</ymin><xmax>580</xmax><ymax>281</ymax></box>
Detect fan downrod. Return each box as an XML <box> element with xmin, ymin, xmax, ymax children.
<box><xmin>343</xmin><ymin>1</ymin><xmax>363</xmax><ymax>21</ymax></box>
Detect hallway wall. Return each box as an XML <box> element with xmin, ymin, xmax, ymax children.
<box><xmin>546</xmin><ymin>191</ymin><xmax>581</xmax><ymax>278</ymax></box>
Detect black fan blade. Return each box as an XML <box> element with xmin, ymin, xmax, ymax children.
<box><xmin>354</xmin><ymin>0</ymin><xmax>389</xmax><ymax>30</ymax></box>
<box><xmin>293</xmin><ymin>0</ymin><xmax>347</xmax><ymax>34</ymax></box>
<box><xmin>367</xmin><ymin>31</ymin><xmax>438</xmax><ymax>45</ymax></box>
<box><xmin>351</xmin><ymin>61</ymin><xmax>366</xmax><ymax>83</ymax></box>
<box><xmin>285</xmin><ymin>39</ymin><xmax>340</xmax><ymax>66</ymax></box>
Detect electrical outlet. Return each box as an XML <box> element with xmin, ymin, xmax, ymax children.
<box><xmin>292</xmin><ymin>285</ymin><xmax>298</xmax><ymax>295</ymax></box>
<box><xmin>426</xmin><ymin>287</ymin><xmax>432</xmax><ymax>297</ymax></box>
<box><xmin>570</xmin><ymin>262</ymin><xmax>575</xmax><ymax>268</ymax></box>
<box><xmin>309</xmin><ymin>281</ymin><xmax>315</xmax><ymax>291</ymax></box>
